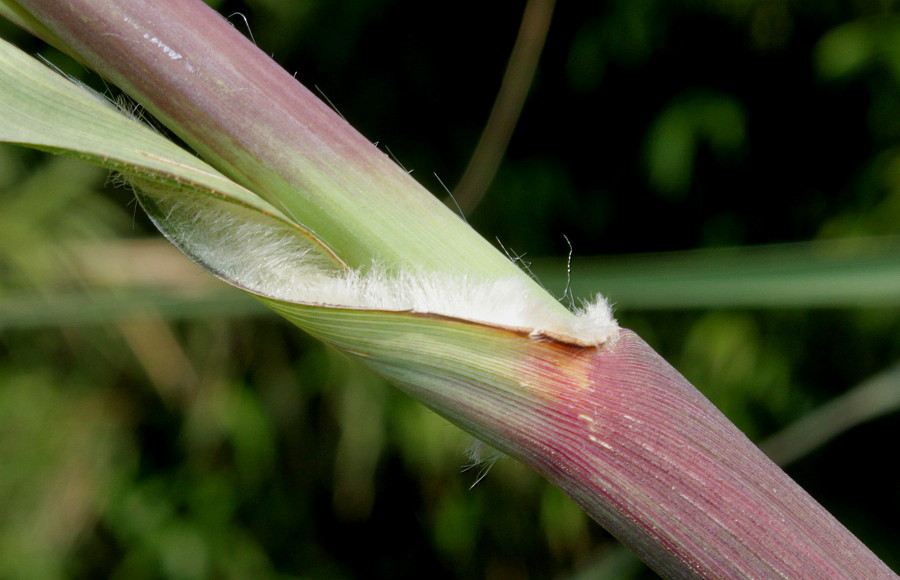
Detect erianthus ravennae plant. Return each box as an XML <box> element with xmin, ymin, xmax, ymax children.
<box><xmin>0</xmin><ymin>0</ymin><xmax>895</xmax><ymax>577</ymax></box>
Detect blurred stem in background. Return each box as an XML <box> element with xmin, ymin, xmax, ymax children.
<box><xmin>453</xmin><ymin>0</ymin><xmax>556</xmax><ymax>214</ymax></box>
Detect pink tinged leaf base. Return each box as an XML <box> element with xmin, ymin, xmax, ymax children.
<box><xmin>266</xmin><ymin>302</ymin><xmax>894</xmax><ymax>578</ymax></box>
<box><xmin>514</xmin><ymin>330</ymin><xmax>894</xmax><ymax>578</ymax></box>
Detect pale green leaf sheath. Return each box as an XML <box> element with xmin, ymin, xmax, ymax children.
<box><xmin>0</xmin><ymin>1</ymin><xmax>895</xmax><ymax>577</ymax></box>
<box><xmin>0</xmin><ymin>35</ymin><xmax>616</xmax><ymax>346</ymax></box>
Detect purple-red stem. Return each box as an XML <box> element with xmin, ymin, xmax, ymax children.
<box><xmin>512</xmin><ymin>330</ymin><xmax>894</xmax><ymax>577</ymax></box>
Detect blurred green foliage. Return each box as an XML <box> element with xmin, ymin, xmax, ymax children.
<box><xmin>1</xmin><ymin>0</ymin><xmax>898</xmax><ymax>578</ymax></box>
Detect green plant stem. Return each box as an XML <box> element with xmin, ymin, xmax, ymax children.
<box><xmin>760</xmin><ymin>360</ymin><xmax>900</xmax><ymax>466</ymax></box>
<box><xmin>3</xmin><ymin>0</ymin><xmax>565</xmax><ymax>315</ymax></box>
<box><xmin>536</xmin><ymin>236</ymin><xmax>900</xmax><ymax>309</ymax></box>
<box><xmin>272</xmin><ymin>302</ymin><xmax>897</xmax><ymax>577</ymax></box>
<box><xmin>453</xmin><ymin>0</ymin><xmax>556</xmax><ymax>214</ymax></box>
